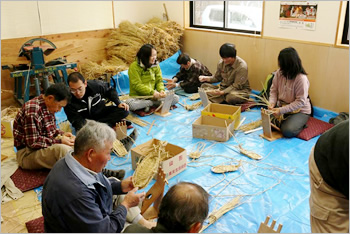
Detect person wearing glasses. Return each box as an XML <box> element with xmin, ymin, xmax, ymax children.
<box><xmin>64</xmin><ymin>72</ymin><xmax>130</xmax><ymax>132</ymax></box>
<box><xmin>13</xmin><ymin>83</ymin><xmax>75</xmax><ymax>169</ymax></box>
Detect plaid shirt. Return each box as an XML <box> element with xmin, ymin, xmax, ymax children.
<box><xmin>13</xmin><ymin>95</ymin><xmax>63</xmax><ymax>149</ymax></box>
<box><xmin>174</xmin><ymin>58</ymin><xmax>212</xmax><ymax>88</ymax></box>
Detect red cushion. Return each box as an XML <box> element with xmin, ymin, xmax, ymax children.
<box><xmin>25</xmin><ymin>216</ymin><xmax>44</xmax><ymax>233</ymax></box>
<box><xmin>10</xmin><ymin>167</ymin><xmax>50</xmax><ymax>192</ymax></box>
<box><xmin>297</xmin><ymin>117</ymin><xmax>334</xmax><ymax>141</ymax></box>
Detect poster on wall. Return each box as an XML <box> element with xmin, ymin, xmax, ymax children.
<box><xmin>279</xmin><ymin>1</ymin><xmax>318</xmax><ymax>30</ymax></box>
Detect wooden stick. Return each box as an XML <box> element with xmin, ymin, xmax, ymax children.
<box><xmin>236</xmin><ymin>117</ymin><xmax>246</xmax><ymax>129</ymax></box>
<box><xmin>155</xmin><ymin>102</ymin><xmax>164</xmax><ymax>112</ymax></box>
<box><xmin>244</xmin><ymin>126</ymin><xmax>263</xmax><ymax>134</ymax></box>
<box><xmin>147</xmin><ymin>120</ymin><xmax>156</xmax><ymax>135</ymax></box>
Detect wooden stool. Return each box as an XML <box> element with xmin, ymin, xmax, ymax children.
<box><xmin>141</xmin><ymin>168</ymin><xmax>166</xmax><ymax>220</ymax></box>
<box><xmin>198</xmin><ymin>87</ymin><xmax>210</xmax><ymax>108</ymax></box>
<box><xmin>260</xmin><ymin>108</ymin><xmax>283</xmax><ymax>141</ymax></box>
<box><xmin>258</xmin><ymin>216</ymin><xmax>283</xmax><ymax>233</ymax></box>
<box><xmin>155</xmin><ymin>90</ymin><xmax>174</xmax><ymax>117</ymax></box>
<box><xmin>115</xmin><ymin>121</ymin><xmax>127</xmax><ymax>140</ymax></box>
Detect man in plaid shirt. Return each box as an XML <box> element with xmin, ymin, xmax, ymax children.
<box><xmin>13</xmin><ymin>83</ymin><xmax>75</xmax><ymax>169</ymax></box>
<box><xmin>166</xmin><ymin>53</ymin><xmax>212</xmax><ymax>94</ymax></box>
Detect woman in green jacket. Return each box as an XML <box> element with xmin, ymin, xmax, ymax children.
<box><xmin>126</xmin><ymin>44</ymin><xmax>179</xmax><ymax>111</ymax></box>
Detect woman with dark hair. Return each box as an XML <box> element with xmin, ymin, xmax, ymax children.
<box><xmin>126</xmin><ymin>44</ymin><xmax>179</xmax><ymax>111</ymax></box>
<box><xmin>269</xmin><ymin>47</ymin><xmax>312</xmax><ymax>138</ymax></box>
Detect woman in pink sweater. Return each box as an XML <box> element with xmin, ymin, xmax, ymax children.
<box><xmin>269</xmin><ymin>47</ymin><xmax>312</xmax><ymax>138</ymax></box>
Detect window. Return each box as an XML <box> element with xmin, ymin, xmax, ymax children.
<box><xmin>190</xmin><ymin>1</ymin><xmax>263</xmax><ymax>35</ymax></box>
<box><xmin>341</xmin><ymin>1</ymin><xmax>349</xmax><ymax>44</ymax></box>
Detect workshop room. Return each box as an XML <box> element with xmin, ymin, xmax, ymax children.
<box><xmin>1</xmin><ymin>1</ymin><xmax>349</xmax><ymax>233</ymax></box>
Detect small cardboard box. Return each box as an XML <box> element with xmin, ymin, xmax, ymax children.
<box><xmin>201</xmin><ymin>103</ymin><xmax>241</xmax><ymax>129</ymax></box>
<box><xmin>1</xmin><ymin>120</ymin><xmax>14</xmax><ymax>138</ymax></box>
<box><xmin>192</xmin><ymin>115</ymin><xmax>235</xmax><ymax>142</ymax></box>
<box><xmin>131</xmin><ymin>139</ymin><xmax>187</xmax><ymax>180</ymax></box>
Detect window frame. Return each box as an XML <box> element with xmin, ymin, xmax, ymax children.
<box><xmin>189</xmin><ymin>1</ymin><xmax>262</xmax><ymax>35</ymax></box>
<box><xmin>340</xmin><ymin>1</ymin><xmax>349</xmax><ymax>45</ymax></box>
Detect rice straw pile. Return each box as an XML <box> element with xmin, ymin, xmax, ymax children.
<box><xmin>239</xmin><ymin>119</ymin><xmax>262</xmax><ymax>132</ymax></box>
<box><xmin>132</xmin><ymin>140</ymin><xmax>173</xmax><ymax>189</ymax></box>
<box><xmin>81</xmin><ymin>17</ymin><xmax>183</xmax><ymax>79</ymax></box>
<box><xmin>58</xmin><ymin>120</ymin><xmax>72</xmax><ymax>133</ymax></box>
<box><xmin>184</xmin><ymin>101</ymin><xmax>202</xmax><ymax>111</ymax></box>
<box><xmin>1</xmin><ymin>107</ymin><xmax>20</xmax><ymax>121</ymax></box>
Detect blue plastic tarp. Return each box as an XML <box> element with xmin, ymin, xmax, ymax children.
<box><xmin>51</xmin><ymin>52</ymin><xmax>339</xmax><ymax>233</ymax></box>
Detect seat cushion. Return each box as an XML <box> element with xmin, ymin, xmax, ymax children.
<box><xmin>296</xmin><ymin>117</ymin><xmax>334</xmax><ymax>141</ymax></box>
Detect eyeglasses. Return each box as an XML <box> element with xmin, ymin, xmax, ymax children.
<box><xmin>70</xmin><ymin>86</ymin><xmax>84</xmax><ymax>94</ymax></box>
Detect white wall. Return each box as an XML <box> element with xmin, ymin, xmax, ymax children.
<box><xmin>114</xmin><ymin>1</ymin><xmax>183</xmax><ymax>27</ymax></box>
<box><xmin>1</xmin><ymin>1</ymin><xmax>42</xmax><ymax>39</ymax></box>
<box><xmin>1</xmin><ymin>1</ymin><xmax>184</xmax><ymax>40</ymax></box>
<box><xmin>263</xmin><ymin>1</ymin><xmax>341</xmax><ymax>44</ymax></box>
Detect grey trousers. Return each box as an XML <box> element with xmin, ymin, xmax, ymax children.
<box><xmin>125</xmin><ymin>95</ymin><xmax>180</xmax><ymax>111</ymax></box>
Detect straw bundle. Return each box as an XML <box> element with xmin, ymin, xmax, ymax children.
<box><xmin>189</xmin><ymin>142</ymin><xmax>206</xmax><ymax>159</ymax></box>
<box><xmin>237</xmin><ymin>144</ymin><xmax>262</xmax><ymax>160</ymax></box>
<box><xmin>81</xmin><ymin>17</ymin><xmax>183</xmax><ymax>79</ymax></box>
<box><xmin>125</xmin><ymin>114</ymin><xmax>149</xmax><ymax>127</ymax></box>
<box><xmin>200</xmin><ymin>197</ymin><xmax>241</xmax><ymax>233</ymax></box>
<box><xmin>239</xmin><ymin>120</ymin><xmax>262</xmax><ymax>132</ymax></box>
<box><xmin>112</xmin><ymin>139</ymin><xmax>128</xmax><ymax>157</ymax></box>
<box><xmin>211</xmin><ymin>161</ymin><xmax>242</xmax><ymax>174</ymax></box>
<box><xmin>1</xmin><ymin>107</ymin><xmax>20</xmax><ymax>121</ymax></box>
<box><xmin>189</xmin><ymin>93</ymin><xmax>200</xmax><ymax>100</ymax></box>
<box><xmin>132</xmin><ymin>140</ymin><xmax>173</xmax><ymax>188</ymax></box>
<box><xmin>58</xmin><ymin>120</ymin><xmax>72</xmax><ymax>133</ymax></box>
<box><xmin>185</xmin><ymin>101</ymin><xmax>202</xmax><ymax>111</ymax></box>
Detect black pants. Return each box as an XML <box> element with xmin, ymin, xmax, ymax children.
<box><xmin>183</xmin><ymin>83</ymin><xmax>201</xmax><ymax>94</ymax></box>
<box><xmin>92</xmin><ymin>106</ymin><xmax>129</xmax><ymax>128</ymax></box>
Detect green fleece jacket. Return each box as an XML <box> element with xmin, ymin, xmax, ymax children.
<box><xmin>128</xmin><ymin>60</ymin><xmax>165</xmax><ymax>96</ymax></box>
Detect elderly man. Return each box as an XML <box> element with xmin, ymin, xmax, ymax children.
<box><xmin>200</xmin><ymin>43</ymin><xmax>251</xmax><ymax>104</ymax></box>
<box><xmin>13</xmin><ymin>83</ymin><xmax>74</xmax><ymax>169</ymax></box>
<box><xmin>64</xmin><ymin>72</ymin><xmax>131</xmax><ymax>132</ymax></box>
<box><xmin>42</xmin><ymin>120</ymin><xmax>155</xmax><ymax>232</ymax></box>
<box><xmin>124</xmin><ymin>182</ymin><xmax>209</xmax><ymax>233</ymax></box>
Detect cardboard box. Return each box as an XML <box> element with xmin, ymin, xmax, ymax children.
<box><xmin>1</xmin><ymin>120</ymin><xmax>14</xmax><ymax>138</ymax></box>
<box><xmin>192</xmin><ymin>115</ymin><xmax>235</xmax><ymax>142</ymax></box>
<box><xmin>201</xmin><ymin>103</ymin><xmax>241</xmax><ymax>129</ymax></box>
<box><xmin>131</xmin><ymin>139</ymin><xmax>187</xmax><ymax>180</ymax></box>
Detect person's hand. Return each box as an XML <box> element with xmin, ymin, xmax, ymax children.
<box><xmin>159</xmin><ymin>91</ymin><xmax>167</xmax><ymax>98</ymax></box>
<box><xmin>61</xmin><ymin>135</ymin><xmax>75</xmax><ymax>146</ymax></box>
<box><xmin>163</xmin><ymin>78</ymin><xmax>173</xmax><ymax>82</ymax></box>
<box><xmin>121</xmin><ymin>188</ymin><xmax>146</xmax><ymax>209</ymax></box>
<box><xmin>199</xmin><ymin>76</ymin><xmax>209</xmax><ymax>82</ymax></box>
<box><xmin>63</xmin><ymin>132</ymin><xmax>75</xmax><ymax>139</ymax></box>
<box><xmin>166</xmin><ymin>83</ymin><xmax>176</xmax><ymax>90</ymax></box>
<box><xmin>118</xmin><ymin>103</ymin><xmax>129</xmax><ymax>111</ymax></box>
<box><xmin>153</xmin><ymin>91</ymin><xmax>161</xmax><ymax>99</ymax></box>
<box><xmin>121</xmin><ymin>176</ymin><xmax>134</xmax><ymax>193</ymax></box>
<box><xmin>208</xmin><ymin>89</ymin><xmax>223</xmax><ymax>96</ymax></box>
<box><xmin>271</xmin><ymin>108</ymin><xmax>281</xmax><ymax>117</ymax></box>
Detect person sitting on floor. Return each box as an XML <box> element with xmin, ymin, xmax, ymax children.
<box><xmin>309</xmin><ymin>119</ymin><xmax>349</xmax><ymax>233</ymax></box>
<box><xmin>268</xmin><ymin>47</ymin><xmax>312</xmax><ymax>138</ymax></box>
<box><xmin>42</xmin><ymin>120</ymin><xmax>156</xmax><ymax>233</ymax></box>
<box><xmin>125</xmin><ymin>44</ymin><xmax>179</xmax><ymax>112</ymax></box>
<box><xmin>199</xmin><ymin>43</ymin><xmax>251</xmax><ymax>104</ymax></box>
<box><xmin>165</xmin><ymin>53</ymin><xmax>212</xmax><ymax>94</ymax></box>
<box><xmin>64</xmin><ymin>72</ymin><xmax>131</xmax><ymax>132</ymax></box>
<box><xmin>13</xmin><ymin>83</ymin><xmax>75</xmax><ymax>170</ymax></box>
<box><xmin>124</xmin><ymin>181</ymin><xmax>209</xmax><ymax>233</ymax></box>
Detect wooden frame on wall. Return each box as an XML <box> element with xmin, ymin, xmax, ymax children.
<box><xmin>335</xmin><ymin>1</ymin><xmax>349</xmax><ymax>48</ymax></box>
